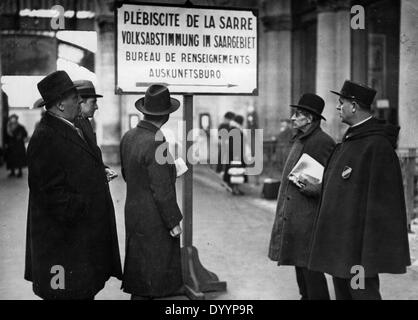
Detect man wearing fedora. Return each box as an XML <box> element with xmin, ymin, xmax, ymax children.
<box><xmin>308</xmin><ymin>80</ymin><xmax>411</xmax><ymax>299</ymax></box>
<box><xmin>73</xmin><ymin>80</ymin><xmax>101</xmax><ymax>144</ymax></box>
<box><xmin>120</xmin><ymin>84</ymin><xmax>183</xmax><ymax>300</ymax></box>
<box><xmin>74</xmin><ymin>80</ymin><xmax>118</xmax><ymax>182</ymax></box>
<box><xmin>268</xmin><ymin>93</ymin><xmax>335</xmax><ymax>300</ymax></box>
<box><xmin>25</xmin><ymin>71</ymin><xmax>122</xmax><ymax>300</ymax></box>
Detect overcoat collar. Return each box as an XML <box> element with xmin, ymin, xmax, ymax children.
<box><xmin>137</xmin><ymin>120</ymin><xmax>167</xmax><ymax>142</ymax></box>
<box><xmin>343</xmin><ymin>117</ymin><xmax>377</xmax><ymax>141</ymax></box>
<box><xmin>137</xmin><ymin>120</ymin><xmax>160</xmax><ymax>133</ymax></box>
<box><xmin>291</xmin><ymin>121</ymin><xmax>321</xmax><ymax>142</ymax></box>
<box><xmin>43</xmin><ymin>112</ymin><xmax>100</xmax><ymax>162</ymax></box>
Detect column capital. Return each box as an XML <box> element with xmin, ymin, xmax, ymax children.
<box><xmin>261</xmin><ymin>14</ymin><xmax>292</xmax><ymax>32</ymax></box>
<box><xmin>315</xmin><ymin>0</ymin><xmax>351</xmax><ymax>13</ymax></box>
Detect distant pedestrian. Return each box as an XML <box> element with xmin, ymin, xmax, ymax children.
<box><xmin>216</xmin><ymin>111</ymin><xmax>235</xmax><ymax>173</ymax></box>
<box><xmin>276</xmin><ymin>119</ymin><xmax>293</xmax><ymax>172</ymax></box>
<box><xmin>5</xmin><ymin>114</ymin><xmax>27</xmax><ymax>178</ymax></box>
<box><xmin>268</xmin><ymin>93</ymin><xmax>335</xmax><ymax>300</ymax></box>
<box><xmin>120</xmin><ymin>84</ymin><xmax>183</xmax><ymax>300</ymax></box>
<box><xmin>308</xmin><ymin>80</ymin><xmax>411</xmax><ymax>300</ymax></box>
<box><xmin>223</xmin><ymin>114</ymin><xmax>248</xmax><ymax>195</ymax></box>
<box><xmin>34</xmin><ymin>109</ymin><xmax>46</xmax><ymax>131</ymax></box>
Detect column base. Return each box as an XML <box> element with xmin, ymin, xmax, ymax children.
<box><xmin>181</xmin><ymin>246</ymin><xmax>227</xmax><ymax>300</ymax></box>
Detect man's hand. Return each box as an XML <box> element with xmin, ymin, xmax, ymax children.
<box><xmin>297</xmin><ymin>176</ymin><xmax>321</xmax><ymax>198</ymax></box>
<box><xmin>170</xmin><ymin>225</ymin><xmax>182</xmax><ymax>238</ymax></box>
<box><xmin>105</xmin><ymin>168</ymin><xmax>118</xmax><ymax>182</ymax></box>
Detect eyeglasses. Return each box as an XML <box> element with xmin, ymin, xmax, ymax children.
<box><xmin>292</xmin><ymin>110</ymin><xmax>308</xmax><ymax>118</ymax></box>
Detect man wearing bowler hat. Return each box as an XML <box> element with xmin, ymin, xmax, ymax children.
<box><xmin>268</xmin><ymin>93</ymin><xmax>335</xmax><ymax>300</ymax></box>
<box><xmin>120</xmin><ymin>84</ymin><xmax>183</xmax><ymax>300</ymax></box>
<box><xmin>74</xmin><ymin>80</ymin><xmax>118</xmax><ymax>182</ymax></box>
<box><xmin>308</xmin><ymin>80</ymin><xmax>411</xmax><ymax>299</ymax></box>
<box><xmin>25</xmin><ymin>71</ymin><xmax>122</xmax><ymax>300</ymax></box>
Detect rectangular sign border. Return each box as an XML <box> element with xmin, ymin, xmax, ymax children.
<box><xmin>114</xmin><ymin>0</ymin><xmax>259</xmax><ymax>96</ymax></box>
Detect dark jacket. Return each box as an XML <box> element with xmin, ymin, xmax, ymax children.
<box><xmin>74</xmin><ymin>116</ymin><xmax>97</xmax><ymax>147</ymax></box>
<box><xmin>308</xmin><ymin>118</ymin><xmax>411</xmax><ymax>278</ymax></box>
<box><xmin>24</xmin><ymin>112</ymin><xmax>122</xmax><ymax>300</ymax></box>
<box><xmin>120</xmin><ymin>120</ymin><xmax>183</xmax><ymax>297</ymax></box>
<box><xmin>5</xmin><ymin>124</ymin><xmax>27</xmax><ymax>169</ymax></box>
<box><xmin>74</xmin><ymin>115</ymin><xmax>121</xmax><ymax>274</ymax></box>
<box><xmin>268</xmin><ymin>122</ymin><xmax>335</xmax><ymax>267</ymax></box>
<box><xmin>216</xmin><ymin>122</ymin><xmax>230</xmax><ymax>173</ymax></box>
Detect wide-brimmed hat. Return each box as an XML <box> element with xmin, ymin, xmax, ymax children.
<box><xmin>331</xmin><ymin>80</ymin><xmax>376</xmax><ymax>108</ymax></box>
<box><xmin>135</xmin><ymin>84</ymin><xmax>180</xmax><ymax>115</ymax></box>
<box><xmin>73</xmin><ymin>80</ymin><xmax>103</xmax><ymax>98</ymax></box>
<box><xmin>37</xmin><ymin>71</ymin><xmax>77</xmax><ymax>107</ymax></box>
<box><xmin>32</xmin><ymin>98</ymin><xmax>45</xmax><ymax>109</ymax></box>
<box><xmin>290</xmin><ymin>93</ymin><xmax>326</xmax><ymax>121</ymax></box>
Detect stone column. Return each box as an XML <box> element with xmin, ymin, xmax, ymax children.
<box><xmin>315</xmin><ymin>0</ymin><xmax>351</xmax><ymax>140</ymax></box>
<box><xmin>95</xmin><ymin>10</ymin><xmax>122</xmax><ymax>164</ymax></box>
<box><xmin>260</xmin><ymin>0</ymin><xmax>292</xmax><ymax>138</ymax></box>
<box><xmin>398</xmin><ymin>0</ymin><xmax>418</xmax><ymax>149</ymax></box>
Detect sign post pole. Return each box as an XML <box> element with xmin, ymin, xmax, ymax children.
<box><xmin>181</xmin><ymin>94</ymin><xmax>227</xmax><ymax>300</ymax></box>
<box><xmin>115</xmin><ymin>1</ymin><xmax>258</xmax><ymax>299</ymax></box>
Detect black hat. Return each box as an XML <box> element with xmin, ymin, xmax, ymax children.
<box><xmin>73</xmin><ymin>80</ymin><xmax>103</xmax><ymax>98</ymax></box>
<box><xmin>32</xmin><ymin>98</ymin><xmax>45</xmax><ymax>109</ymax></box>
<box><xmin>135</xmin><ymin>84</ymin><xmax>180</xmax><ymax>115</ymax></box>
<box><xmin>37</xmin><ymin>71</ymin><xmax>77</xmax><ymax>107</ymax></box>
<box><xmin>331</xmin><ymin>80</ymin><xmax>377</xmax><ymax>108</ymax></box>
<box><xmin>224</xmin><ymin>111</ymin><xmax>235</xmax><ymax>120</ymax></box>
<box><xmin>290</xmin><ymin>93</ymin><xmax>326</xmax><ymax>121</ymax></box>
<box><xmin>234</xmin><ymin>115</ymin><xmax>244</xmax><ymax>125</ymax></box>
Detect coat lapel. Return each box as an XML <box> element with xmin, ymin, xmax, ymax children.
<box><xmin>44</xmin><ymin>113</ymin><xmax>101</xmax><ymax>162</ymax></box>
<box><xmin>74</xmin><ymin>117</ymin><xmax>102</xmax><ymax>163</ymax></box>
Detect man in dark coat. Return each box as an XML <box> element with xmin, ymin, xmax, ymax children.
<box><xmin>73</xmin><ymin>80</ymin><xmax>101</xmax><ymax>145</ymax></box>
<box><xmin>216</xmin><ymin>111</ymin><xmax>235</xmax><ymax>173</ymax></box>
<box><xmin>268</xmin><ymin>93</ymin><xmax>335</xmax><ymax>300</ymax></box>
<box><xmin>5</xmin><ymin>114</ymin><xmax>28</xmax><ymax>177</ymax></box>
<box><xmin>308</xmin><ymin>80</ymin><xmax>411</xmax><ymax>300</ymax></box>
<box><xmin>223</xmin><ymin>114</ymin><xmax>248</xmax><ymax>195</ymax></box>
<box><xmin>25</xmin><ymin>71</ymin><xmax>122</xmax><ymax>300</ymax></box>
<box><xmin>73</xmin><ymin>80</ymin><xmax>117</xmax><ymax>181</ymax></box>
<box><xmin>120</xmin><ymin>84</ymin><xmax>183</xmax><ymax>300</ymax></box>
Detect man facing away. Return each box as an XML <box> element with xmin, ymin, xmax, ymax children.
<box><xmin>25</xmin><ymin>71</ymin><xmax>122</xmax><ymax>300</ymax></box>
<box><xmin>308</xmin><ymin>80</ymin><xmax>411</xmax><ymax>300</ymax></box>
<box><xmin>120</xmin><ymin>84</ymin><xmax>183</xmax><ymax>300</ymax></box>
<box><xmin>268</xmin><ymin>93</ymin><xmax>335</xmax><ymax>300</ymax></box>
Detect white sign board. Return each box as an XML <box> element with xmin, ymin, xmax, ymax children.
<box><xmin>116</xmin><ymin>3</ymin><xmax>258</xmax><ymax>95</ymax></box>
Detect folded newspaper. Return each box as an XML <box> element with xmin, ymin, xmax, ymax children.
<box><xmin>288</xmin><ymin>153</ymin><xmax>324</xmax><ymax>187</ymax></box>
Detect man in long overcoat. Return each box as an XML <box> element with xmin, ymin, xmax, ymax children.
<box><xmin>216</xmin><ymin>111</ymin><xmax>235</xmax><ymax>173</ymax></box>
<box><xmin>5</xmin><ymin>114</ymin><xmax>28</xmax><ymax>177</ymax></box>
<box><xmin>120</xmin><ymin>84</ymin><xmax>183</xmax><ymax>300</ymax></box>
<box><xmin>268</xmin><ymin>93</ymin><xmax>335</xmax><ymax>300</ymax></box>
<box><xmin>73</xmin><ymin>80</ymin><xmax>118</xmax><ymax>182</ymax></box>
<box><xmin>25</xmin><ymin>71</ymin><xmax>122</xmax><ymax>300</ymax></box>
<box><xmin>308</xmin><ymin>80</ymin><xmax>411</xmax><ymax>299</ymax></box>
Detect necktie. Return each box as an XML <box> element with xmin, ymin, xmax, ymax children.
<box><xmin>75</xmin><ymin>127</ymin><xmax>87</xmax><ymax>143</ymax></box>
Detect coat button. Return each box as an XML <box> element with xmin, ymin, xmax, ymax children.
<box><xmin>287</xmin><ymin>196</ymin><xmax>291</xmax><ymax>200</ymax></box>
